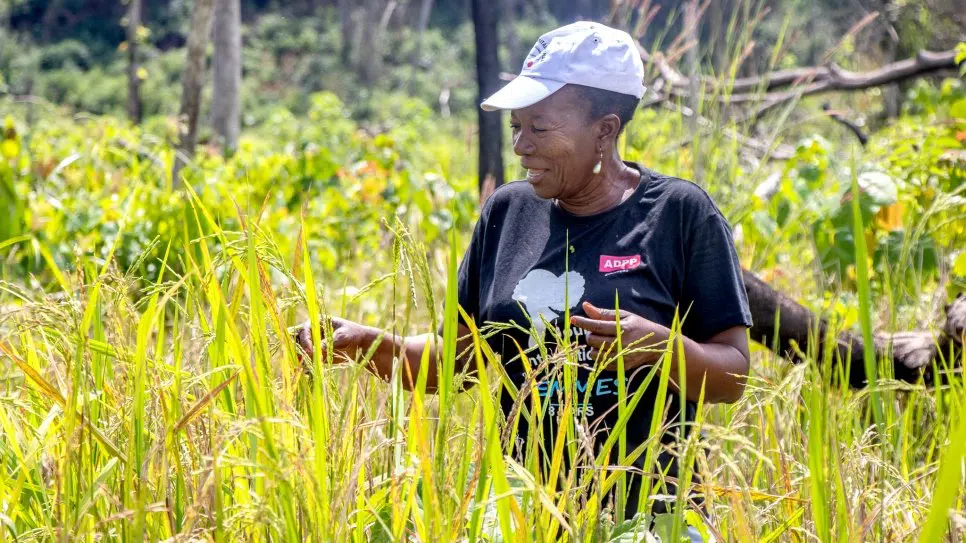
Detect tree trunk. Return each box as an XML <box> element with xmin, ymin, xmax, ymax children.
<box><xmin>357</xmin><ymin>0</ymin><xmax>391</xmax><ymax>86</ymax></box>
<box><xmin>339</xmin><ymin>0</ymin><xmax>353</xmax><ymax>65</ymax></box>
<box><xmin>574</xmin><ymin>0</ymin><xmax>593</xmax><ymax>20</ymax></box>
<box><xmin>126</xmin><ymin>0</ymin><xmax>143</xmax><ymax>124</ymax></box>
<box><xmin>41</xmin><ymin>0</ymin><xmax>65</xmax><ymax>42</ymax></box>
<box><xmin>212</xmin><ymin>0</ymin><xmax>241</xmax><ymax>153</ymax></box>
<box><xmin>410</xmin><ymin>0</ymin><xmax>434</xmax><ymax>67</ymax></box>
<box><xmin>174</xmin><ymin>0</ymin><xmax>216</xmax><ymax>186</ymax></box>
<box><xmin>416</xmin><ymin>0</ymin><xmax>434</xmax><ymax>37</ymax></box>
<box><xmin>639</xmin><ymin>44</ymin><xmax>962</xmax><ymax>126</ymax></box>
<box><xmin>878</xmin><ymin>0</ymin><xmax>902</xmax><ymax>120</ymax></box>
<box><xmin>743</xmin><ymin>269</ymin><xmax>963</xmax><ymax>386</ymax></box>
<box><xmin>548</xmin><ymin>0</ymin><xmax>577</xmax><ymax>24</ymax></box>
<box><xmin>502</xmin><ymin>0</ymin><xmax>520</xmax><ymax>72</ymax></box>
<box><xmin>471</xmin><ymin>0</ymin><xmax>504</xmax><ymax>200</ymax></box>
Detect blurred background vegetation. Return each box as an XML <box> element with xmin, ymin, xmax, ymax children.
<box><xmin>1</xmin><ymin>0</ymin><xmax>962</xmax><ymax>128</ymax></box>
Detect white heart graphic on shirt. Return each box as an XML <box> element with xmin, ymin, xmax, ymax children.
<box><xmin>512</xmin><ymin>269</ymin><xmax>586</xmax><ymax>348</ymax></box>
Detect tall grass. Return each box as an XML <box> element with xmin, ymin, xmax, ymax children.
<box><xmin>1</xmin><ymin>173</ymin><xmax>963</xmax><ymax>540</ymax></box>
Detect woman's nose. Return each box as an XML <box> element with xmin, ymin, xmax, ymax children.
<box><xmin>512</xmin><ymin>132</ymin><xmax>535</xmax><ymax>156</ymax></box>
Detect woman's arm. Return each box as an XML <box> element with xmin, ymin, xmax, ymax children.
<box><xmin>658</xmin><ymin>325</ymin><xmax>750</xmax><ymax>403</ymax></box>
<box><xmin>296</xmin><ymin>319</ymin><xmax>476</xmax><ymax>393</ymax></box>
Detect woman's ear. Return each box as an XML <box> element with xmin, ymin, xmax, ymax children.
<box><xmin>596</xmin><ymin>113</ymin><xmax>622</xmax><ymax>148</ymax></box>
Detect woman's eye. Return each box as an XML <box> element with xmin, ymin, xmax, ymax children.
<box><xmin>509</xmin><ymin>124</ymin><xmax>520</xmax><ymax>130</ymax></box>
<box><xmin>532</xmin><ymin>127</ymin><xmax>547</xmax><ymax>133</ymax></box>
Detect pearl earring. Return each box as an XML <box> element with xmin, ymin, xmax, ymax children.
<box><xmin>592</xmin><ymin>149</ymin><xmax>602</xmax><ymax>174</ymax></box>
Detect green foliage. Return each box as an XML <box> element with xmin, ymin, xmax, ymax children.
<box><xmin>37</xmin><ymin>39</ymin><xmax>92</xmax><ymax>70</ymax></box>
<box><xmin>868</xmin><ymin>78</ymin><xmax>966</xmax><ymax>296</ymax></box>
<box><xmin>0</xmin><ymin>14</ymin><xmax>484</xmax><ymax>128</ymax></box>
<box><xmin>0</xmin><ymin>91</ymin><xmax>477</xmax><ymax>286</ymax></box>
<box><xmin>0</xmin><ymin>116</ymin><xmax>25</xmax><ymax>242</ymax></box>
<box><xmin>741</xmin><ymin>79</ymin><xmax>965</xmax><ymax>304</ymax></box>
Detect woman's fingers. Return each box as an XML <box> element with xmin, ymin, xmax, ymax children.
<box><xmin>585</xmin><ymin>332</ymin><xmax>617</xmax><ymax>362</ymax></box>
<box><xmin>570</xmin><ymin>315</ymin><xmax>619</xmax><ymax>335</ymax></box>
<box><xmin>293</xmin><ymin>317</ymin><xmax>356</xmax><ymax>363</ymax></box>
<box><xmin>584</xmin><ymin>332</ymin><xmax>612</xmax><ymax>349</ymax></box>
<box><xmin>581</xmin><ymin>301</ymin><xmax>619</xmax><ymax>320</ymax></box>
<box><xmin>294</xmin><ymin>325</ymin><xmax>315</xmax><ymax>359</ymax></box>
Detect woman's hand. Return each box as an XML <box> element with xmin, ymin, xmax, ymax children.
<box><xmin>570</xmin><ymin>301</ymin><xmax>751</xmax><ymax>403</ymax></box>
<box><xmin>569</xmin><ymin>301</ymin><xmax>670</xmax><ymax>370</ymax></box>
<box><xmin>293</xmin><ymin>316</ymin><xmax>372</xmax><ymax>364</ymax></box>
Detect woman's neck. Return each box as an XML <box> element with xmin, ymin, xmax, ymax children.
<box><xmin>555</xmin><ymin>155</ymin><xmax>639</xmax><ymax>216</ymax></box>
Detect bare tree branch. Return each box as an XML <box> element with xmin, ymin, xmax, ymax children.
<box><xmin>640</xmin><ymin>46</ymin><xmax>961</xmax><ymax>123</ymax></box>
<box><xmin>822</xmin><ymin>104</ymin><xmax>868</xmax><ymax>146</ymax></box>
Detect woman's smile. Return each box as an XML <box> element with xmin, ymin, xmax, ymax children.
<box><xmin>526</xmin><ymin>168</ymin><xmax>549</xmax><ymax>184</ymax></box>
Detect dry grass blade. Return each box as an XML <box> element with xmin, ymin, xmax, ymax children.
<box><xmin>172</xmin><ymin>372</ymin><xmax>239</xmax><ymax>433</ymax></box>
<box><xmin>0</xmin><ymin>341</ymin><xmax>63</xmax><ymax>403</ymax></box>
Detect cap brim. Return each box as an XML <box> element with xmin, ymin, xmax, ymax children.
<box><xmin>480</xmin><ymin>76</ymin><xmax>566</xmax><ymax>111</ymax></box>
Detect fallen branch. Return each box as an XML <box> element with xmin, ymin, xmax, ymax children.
<box><xmin>744</xmin><ymin>269</ymin><xmax>964</xmax><ymax>386</ymax></box>
<box><xmin>653</xmin><ymin>48</ymin><xmax>957</xmax><ymax>99</ymax></box>
<box><xmin>639</xmin><ymin>46</ymin><xmax>961</xmax><ymax>123</ymax></box>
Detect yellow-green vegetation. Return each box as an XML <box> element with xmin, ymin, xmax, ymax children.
<box><xmin>1</xmin><ymin>68</ymin><xmax>966</xmax><ymax>543</ymax></box>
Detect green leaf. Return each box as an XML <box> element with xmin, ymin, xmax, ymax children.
<box><xmin>950</xmin><ymin>98</ymin><xmax>966</xmax><ymax>120</ymax></box>
<box><xmin>0</xmin><ymin>138</ymin><xmax>19</xmax><ymax>159</ymax></box>
<box><xmin>608</xmin><ymin>514</ymin><xmax>659</xmax><ymax>543</ymax></box>
<box><xmin>874</xmin><ymin>230</ymin><xmax>938</xmax><ymax>278</ymax></box>
<box><xmin>0</xmin><ymin>172</ymin><xmax>25</xmax><ymax>243</ymax></box>
<box><xmin>953</xmin><ymin>251</ymin><xmax>966</xmax><ymax>277</ymax></box>
<box><xmin>851</xmin><ymin>156</ymin><xmax>884</xmax><ymax>424</ymax></box>
<box><xmin>955</xmin><ymin>42</ymin><xmax>966</xmax><ymax>69</ymax></box>
<box><xmin>683</xmin><ymin>511</ymin><xmax>711</xmax><ymax>542</ymax></box>
<box><xmin>917</xmin><ymin>407</ymin><xmax>966</xmax><ymax>543</ymax></box>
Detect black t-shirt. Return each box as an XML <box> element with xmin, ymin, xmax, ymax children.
<box><xmin>451</xmin><ymin>162</ymin><xmax>752</xmax><ymax>510</ymax></box>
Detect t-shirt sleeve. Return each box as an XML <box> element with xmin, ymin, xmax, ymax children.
<box><xmin>680</xmin><ymin>211</ymin><xmax>753</xmax><ymax>342</ymax></box>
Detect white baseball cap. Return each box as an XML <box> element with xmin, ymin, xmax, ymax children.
<box><xmin>481</xmin><ymin>21</ymin><xmax>645</xmax><ymax>112</ymax></box>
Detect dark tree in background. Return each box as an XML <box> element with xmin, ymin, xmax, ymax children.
<box><xmin>125</xmin><ymin>0</ymin><xmax>142</xmax><ymax>124</ymax></box>
<box><xmin>356</xmin><ymin>0</ymin><xmax>379</xmax><ymax>84</ymax></box>
<box><xmin>502</xmin><ymin>0</ymin><xmax>521</xmax><ymax>72</ymax></box>
<box><xmin>549</xmin><ymin>0</ymin><xmax>606</xmax><ymax>25</ymax></box>
<box><xmin>471</xmin><ymin>0</ymin><xmax>504</xmax><ymax>199</ymax></box>
<box><xmin>174</xmin><ymin>0</ymin><xmax>215</xmax><ymax>184</ymax></box>
<box><xmin>411</xmin><ymin>0</ymin><xmax>435</xmax><ymax>66</ymax></box>
<box><xmin>338</xmin><ymin>0</ymin><xmax>352</xmax><ymax>65</ymax></box>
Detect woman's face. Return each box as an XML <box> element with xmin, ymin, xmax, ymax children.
<box><xmin>509</xmin><ymin>86</ymin><xmax>601</xmax><ymax>200</ymax></box>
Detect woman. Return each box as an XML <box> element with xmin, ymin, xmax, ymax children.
<box><xmin>297</xmin><ymin>21</ymin><xmax>752</xmax><ymax>521</ymax></box>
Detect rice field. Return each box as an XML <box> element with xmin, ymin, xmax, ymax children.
<box><xmin>1</xmin><ymin>19</ymin><xmax>965</xmax><ymax>540</ymax></box>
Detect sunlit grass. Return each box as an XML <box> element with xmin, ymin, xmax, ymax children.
<box><xmin>1</xmin><ymin>181</ymin><xmax>963</xmax><ymax>540</ymax></box>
